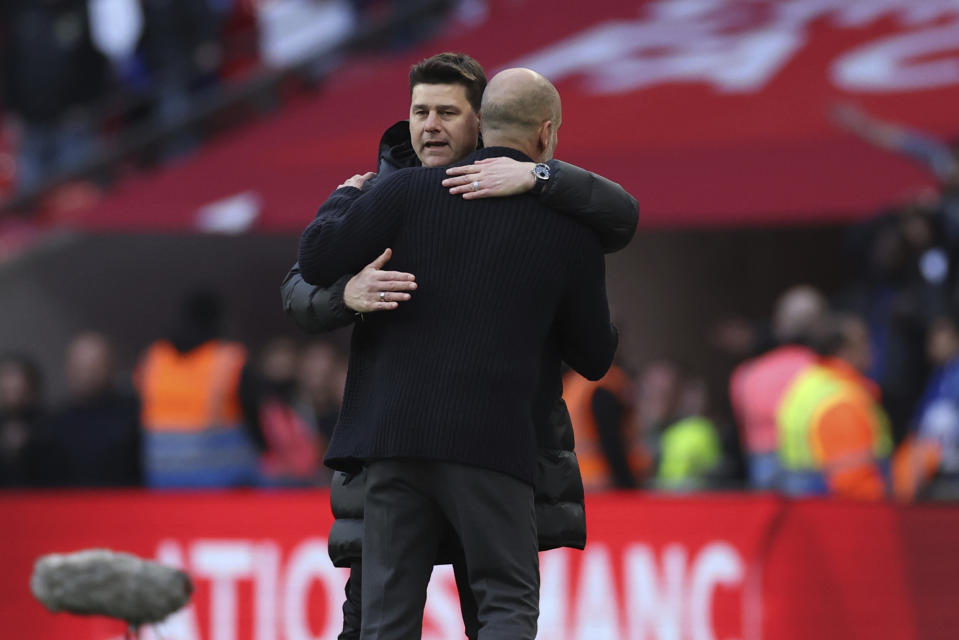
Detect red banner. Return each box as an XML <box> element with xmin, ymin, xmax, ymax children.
<box><xmin>70</xmin><ymin>0</ymin><xmax>959</xmax><ymax>232</ymax></box>
<box><xmin>3</xmin><ymin>491</ymin><xmax>959</xmax><ymax>640</ymax></box>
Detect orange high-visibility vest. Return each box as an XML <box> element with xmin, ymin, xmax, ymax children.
<box><xmin>138</xmin><ymin>340</ymin><xmax>247</xmax><ymax>432</ymax></box>
<box><xmin>563</xmin><ymin>367</ymin><xmax>646</xmax><ymax>491</ymax></box>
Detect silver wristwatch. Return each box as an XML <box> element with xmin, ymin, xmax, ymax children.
<box><xmin>532</xmin><ymin>162</ymin><xmax>551</xmax><ymax>182</ymax></box>
<box><xmin>531</xmin><ymin>162</ymin><xmax>551</xmax><ymax>193</ymax></box>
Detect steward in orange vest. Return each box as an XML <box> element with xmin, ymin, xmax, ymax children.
<box><xmin>136</xmin><ymin>291</ymin><xmax>261</xmax><ymax>488</ymax></box>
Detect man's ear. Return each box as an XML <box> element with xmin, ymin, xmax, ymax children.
<box><xmin>537</xmin><ymin>120</ymin><xmax>553</xmax><ymax>154</ymax></box>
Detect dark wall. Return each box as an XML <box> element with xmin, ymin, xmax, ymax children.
<box><xmin>608</xmin><ymin>225</ymin><xmax>847</xmax><ymax>372</ymax></box>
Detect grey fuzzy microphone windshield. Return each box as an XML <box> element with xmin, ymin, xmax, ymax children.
<box><xmin>31</xmin><ymin>549</ymin><xmax>193</xmax><ymax>626</ymax></box>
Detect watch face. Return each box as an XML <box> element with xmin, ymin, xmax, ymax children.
<box><xmin>534</xmin><ymin>164</ymin><xmax>551</xmax><ymax>180</ymax></box>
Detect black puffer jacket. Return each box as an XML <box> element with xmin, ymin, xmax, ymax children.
<box><xmin>328</xmin><ymin>402</ymin><xmax>586</xmax><ymax>566</ymax></box>
<box><xmin>282</xmin><ymin>122</ymin><xmax>639</xmax><ymax>566</ymax></box>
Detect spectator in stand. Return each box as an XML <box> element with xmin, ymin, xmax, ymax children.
<box><xmin>634</xmin><ymin>358</ymin><xmax>684</xmax><ymax>482</ymax></box>
<box><xmin>136</xmin><ymin>289</ymin><xmax>262</xmax><ymax>488</ymax></box>
<box><xmin>729</xmin><ymin>285</ymin><xmax>825</xmax><ymax>490</ymax></box>
<box><xmin>563</xmin><ymin>362</ymin><xmax>641</xmax><ymax>491</ymax></box>
<box><xmin>137</xmin><ymin>0</ymin><xmax>223</xmax><ymax>162</ymax></box>
<box><xmin>776</xmin><ymin>313</ymin><xmax>892</xmax><ymax>500</ymax></box>
<box><xmin>0</xmin><ymin>354</ymin><xmax>56</xmax><ymax>486</ymax></box>
<box><xmin>894</xmin><ymin>313</ymin><xmax>959</xmax><ymax>501</ymax></box>
<box><xmin>44</xmin><ymin>332</ymin><xmax>142</xmax><ymax>487</ymax></box>
<box><xmin>256</xmin><ymin>337</ymin><xmax>328</xmax><ymax>486</ymax></box>
<box><xmin>0</xmin><ymin>0</ymin><xmax>109</xmax><ymax>194</ymax></box>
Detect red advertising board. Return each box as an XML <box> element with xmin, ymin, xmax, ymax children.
<box><xmin>3</xmin><ymin>491</ymin><xmax>959</xmax><ymax>640</ymax></box>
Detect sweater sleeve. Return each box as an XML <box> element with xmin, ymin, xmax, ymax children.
<box><xmin>540</xmin><ymin>160</ymin><xmax>639</xmax><ymax>254</ymax></box>
<box><xmin>555</xmin><ymin>238</ymin><xmax>619</xmax><ymax>381</ymax></box>
<box><xmin>298</xmin><ymin>175</ymin><xmax>408</xmax><ymax>287</ymax></box>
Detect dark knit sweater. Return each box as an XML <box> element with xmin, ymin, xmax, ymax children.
<box><xmin>298</xmin><ymin>147</ymin><xmax>618</xmax><ymax>484</ymax></box>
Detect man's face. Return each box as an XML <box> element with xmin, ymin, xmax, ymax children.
<box><xmin>409</xmin><ymin>83</ymin><xmax>479</xmax><ymax>167</ymax></box>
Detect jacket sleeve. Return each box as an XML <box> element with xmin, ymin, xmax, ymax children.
<box><xmin>540</xmin><ymin>160</ymin><xmax>639</xmax><ymax>254</ymax></box>
<box><xmin>280</xmin><ymin>264</ymin><xmax>356</xmax><ymax>334</ymax></box>
<box><xmin>298</xmin><ymin>177</ymin><xmax>407</xmax><ymax>287</ymax></box>
<box><xmin>555</xmin><ymin>237</ymin><xmax>619</xmax><ymax>381</ymax></box>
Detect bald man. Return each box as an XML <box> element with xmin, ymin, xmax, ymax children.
<box><xmin>298</xmin><ymin>68</ymin><xmax>617</xmax><ymax>639</ymax></box>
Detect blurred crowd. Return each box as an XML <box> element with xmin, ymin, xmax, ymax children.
<box><xmin>567</xmin><ymin>103</ymin><xmax>959</xmax><ymax>502</ymax></box>
<box><xmin>4</xmin><ymin>263</ymin><xmax>959</xmax><ymax>501</ymax></box>
<box><xmin>0</xmin><ymin>0</ymin><xmax>447</xmax><ymax>205</ymax></box>
<box><xmin>0</xmin><ymin>290</ymin><xmax>347</xmax><ymax>489</ymax></box>
<box><xmin>564</xmin><ymin>281</ymin><xmax>956</xmax><ymax>501</ymax></box>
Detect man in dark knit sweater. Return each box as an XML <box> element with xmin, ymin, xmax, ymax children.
<box><xmin>299</xmin><ymin>68</ymin><xmax>618</xmax><ymax>639</ymax></box>
<box><xmin>288</xmin><ymin>53</ymin><xmax>636</xmax><ymax>640</ymax></box>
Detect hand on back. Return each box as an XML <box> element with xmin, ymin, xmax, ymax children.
<box><xmin>344</xmin><ymin>248</ymin><xmax>417</xmax><ymax>313</ymax></box>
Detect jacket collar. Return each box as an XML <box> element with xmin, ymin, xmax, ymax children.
<box><xmin>378</xmin><ymin>120</ymin><xmax>418</xmax><ymax>172</ymax></box>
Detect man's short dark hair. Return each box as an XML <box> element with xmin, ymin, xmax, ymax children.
<box><xmin>409</xmin><ymin>52</ymin><xmax>486</xmax><ymax>113</ymax></box>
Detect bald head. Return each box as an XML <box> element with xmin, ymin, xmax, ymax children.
<box><xmin>480</xmin><ymin>68</ymin><xmax>561</xmax><ymax>161</ymax></box>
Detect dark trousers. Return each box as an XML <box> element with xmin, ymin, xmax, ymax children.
<box><xmin>339</xmin><ymin>553</ymin><xmax>478</xmax><ymax>640</ymax></box>
<box><xmin>360</xmin><ymin>459</ymin><xmax>539</xmax><ymax>640</ymax></box>
<box><xmin>339</xmin><ymin>562</ymin><xmax>363</xmax><ymax>640</ymax></box>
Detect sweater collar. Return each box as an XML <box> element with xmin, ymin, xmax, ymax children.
<box><xmin>458</xmin><ymin>146</ymin><xmax>535</xmax><ymax>166</ymax></box>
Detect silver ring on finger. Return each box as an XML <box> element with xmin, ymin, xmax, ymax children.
<box><xmin>472</xmin><ymin>180</ymin><xmax>480</xmax><ymax>192</ymax></box>
<box><xmin>379</xmin><ymin>291</ymin><xmax>386</xmax><ymax>302</ymax></box>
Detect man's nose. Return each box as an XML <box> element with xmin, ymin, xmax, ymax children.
<box><xmin>424</xmin><ymin>111</ymin><xmax>441</xmax><ymax>131</ymax></box>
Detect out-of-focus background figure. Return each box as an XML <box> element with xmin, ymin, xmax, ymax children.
<box><xmin>44</xmin><ymin>331</ymin><xmax>141</xmax><ymax>487</ymax></box>
<box><xmin>0</xmin><ymin>0</ymin><xmax>108</xmax><ymax>196</ymax></box>
<box><xmin>655</xmin><ymin>371</ymin><xmax>725</xmax><ymax>491</ymax></box>
<box><xmin>894</xmin><ymin>312</ymin><xmax>959</xmax><ymax>501</ymax></box>
<box><xmin>563</xmin><ymin>363</ymin><xmax>642</xmax><ymax>492</ymax></box>
<box><xmin>0</xmin><ymin>353</ymin><xmax>47</xmax><ymax>486</ymax></box>
<box><xmin>729</xmin><ymin>285</ymin><xmax>826</xmax><ymax>490</ymax></box>
<box><xmin>776</xmin><ymin>313</ymin><xmax>891</xmax><ymax>500</ymax></box>
<box><xmin>135</xmin><ymin>289</ymin><xmax>262</xmax><ymax>488</ymax></box>
<box><xmin>255</xmin><ymin>336</ymin><xmax>335</xmax><ymax>486</ymax></box>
